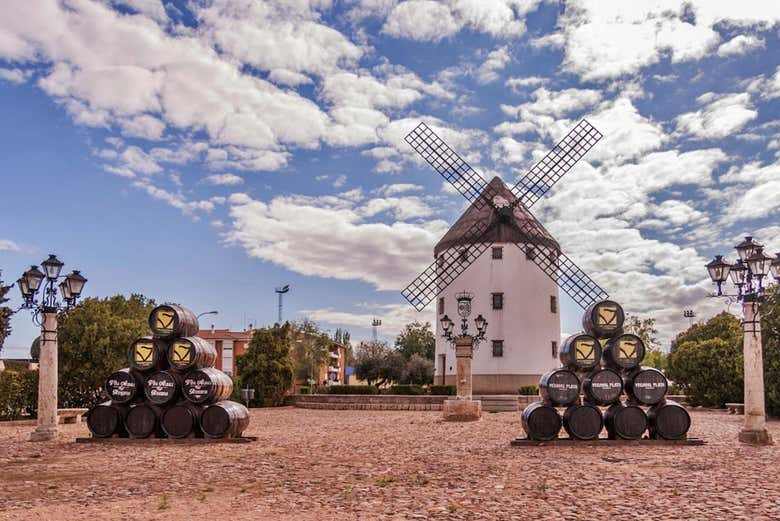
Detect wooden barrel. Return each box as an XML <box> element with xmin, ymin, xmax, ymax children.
<box><xmin>167</xmin><ymin>337</ymin><xmax>217</xmax><ymax>372</ymax></box>
<box><xmin>183</xmin><ymin>368</ymin><xmax>234</xmax><ymax>404</ymax></box>
<box><xmin>105</xmin><ymin>368</ymin><xmax>144</xmax><ymax>405</ymax></box>
<box><xmin>563</xmin><ymin>403</ymin><xmax>603</xmax><ymax>440</ymax></box>
<box><xmin>582</xmin><ymin>300</ymin><xmax>625</xmax><ymax>338</ymax></box>
<box><xmin>625</xmin><ymin>367</ymin><xmax>668</xmax><ymax>405</ymax></box>
<box><xmin>603</xmin><ymin>334</ymin><xmax>645</xmax><ymax>371</ymax></box>
<box><xmin>604</xmin><ymin>402</ymin><xmax>647</xmax><ymax>440</ymax></box>
<box><xmin>148</xmin><ymin>304</ymin><xmax>200</xmax><ymax>339</ymax></box>
<box><xmin>161</xmin><ymin>401</ymin><xmax>203</xmax><ymax>439</ymax></box>
<box><xmin>539</xmin><ymin>369</ymin><xmax>580</xmax><ymax>406</ymax></box>
<box><xmin>128</xmin><ymin>337</ymin><xmax>170</xmax><ymax>372</ymax></box>
<box><xmin>86</xmin><ymin>401</ymin><xmax>128</xmax><ymax>438</ymax></box>
<box><xmin>125</xmin><ymin>403</ymin><xmax>166</xmax><ymax>439</ymax></box>
<box><xmin>648</xmin><ymin>400</ymin><xmax>690</xmax><ymax>440</ymax></box>
<box><xmin>560</xmin><ymin>333</ymin><xmax>602</xmax><ymax>371</ymax></box>
<box><xmin>144</xmin><ymin>370</ymin><xmax>182</xmax><ymax>405</ymax></box>
<box><xmin>200</xmin><ymin>401</ymin><xmax>250</xmax><ymax>439</ymax></box>
<box><xmin>521</xmin><ymin>401</ymin><xmax>562</xmax><ymax>441</ymax></box>
<box><xmin>583</xmin><ymin>367</ymin><xmax>623</xmax><ymax>405</ymax></box>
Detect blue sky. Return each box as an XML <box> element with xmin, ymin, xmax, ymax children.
<box><xmin>1</xmin><ymin>0</ymin><xmax>780</xmax><ymax>358</ymax></box>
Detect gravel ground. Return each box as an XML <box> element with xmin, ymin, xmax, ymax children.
<box><xmin>0</xmin><ymin>408</ymin><xmax>778</xmax><ymax>521</ymax></box>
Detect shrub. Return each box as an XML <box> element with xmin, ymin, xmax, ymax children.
<box><xmin>0</xmin><ymin>370</ymin><xmax>38</xmax><ymax>420</ymax></box>
<box><xmin>667</xmin><ymin>338</ymin><xmax>743</xmax><ymax>407</ymax></box>
<box><xmin>326</xmin><ymin>385</ymin><xmax>379</xmax><ymax>395</ymax></box>
<box><xmin>428</xmin><ymin>384</ymin><xmax>456</xmax><ymax>396</ymax></box>
<box><xmin>387</xmin><ymin>384</ymin><xmax>426</xmax><ymax>395</ymax></box>
<box><xmin>518</xmin><ymin>385</ymin><xmax>539</xmax><ymax>396</ymax></box>
<box><xmin>299</xmin><ymin>386</ymin><xmax>310</xmax><ymax>395</ymax></box>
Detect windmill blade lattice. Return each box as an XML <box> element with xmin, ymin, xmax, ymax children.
<box><xmin>510</xmin><ymin>120</ymin><xmax>603</xmax><ymax>208</ymax></box>
<box><xmin>405</xmin><ymin>123</ymin><xmax>500</xmax><ymax>209</ymax></box>
<box><xmin>402</xmin><ymin>219</ymin><xmax>496</xmax><ymax>311</ymax></box>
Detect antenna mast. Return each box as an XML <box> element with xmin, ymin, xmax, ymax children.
<box><xmin>372</xmin><ymin>318</ymin><xmax>382</xmax><ymax>342</ymax></box>
<box><xmin>275</xmin><ymin>285</ymin><xmax>290</xmax><ymax>324</ymax></box>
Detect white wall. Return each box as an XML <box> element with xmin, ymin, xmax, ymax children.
<box><xmin>434</xmin><ymin>243</ymin><xmax>561</xmax><ymax>379</ymax></box>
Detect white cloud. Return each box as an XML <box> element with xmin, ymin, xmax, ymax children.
<box><xmin>226</xmin><ymin>191</ymin><xmax>449</xmax><ymax>291</ymax></box>
<box><xmin>505</xmin><ymin>75</ymin><xmax>546</xmax><ymax>92</ymax></box>
<box><xmin>119</xmin><ymin>114</ymin><xmax>165</xmax><ymax>140</ymax></box>
<box><xmin>475</xmin><ymin>46</ymin><xmax>510</xmax><ymax>85</ymax></box>
<box><xmin>332</xmin><ymin>174</ymin><xmax>348</xmax><ymax>188</ymax></box>
<box><xmin>719</xmin><ymin>160</ymin><xmax>780</xmax><ymax>222</ymax></box>
<box><xmin>716</xmin><ymin>34</ymin><xmax>765</xmax><ymax>57</ymax></box>
<box><xmin>203</xmin><ymin>173</ymin><xmax>244</xmax><ymax>186</ymax></box>
<box><xmin>373</xmin><ymin>183</ymin><xmax>424</xmax><ymax>196</ymax></box>
<box><xmin>747</xmin><ymin>66</ymin><xmax>780</xmax><ymax>100</ymax></box>
<box><xmin>303</xmin><ymin>302</ymin><xmax>434</xmax><ymax>341</ymax></box>
<box><xmin>382</xmin><ymin>1</ymin><xmax>460</xmax><ymax>41</ymax></box>
<box><xmin>0</xmin><ymin>239</ymin><xmax>21</xmax><ymax>251</ymax></box>
<box><xmin>111</xmin><ymin>0</ymin><xmax>168</xmax><ymax>22</ymax></box>
<box><xmin>675</xmin><ymin>92</ymin><xmax>757</xmax><ymax>140</ymax></box>
<box><xmin>132</xmin><ymin>180</ymin><xmax>215</xmax><ymax>216</ymax></box>
<box><xmin>0</xmin><ymin>67</ymin><xmax>31</xmax><ymax>84</ymax></box>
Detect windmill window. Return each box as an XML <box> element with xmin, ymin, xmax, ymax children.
<box><xmin>492</xmin><ymin>340</ymin><xmax>504</xmax><ymax>357</ymax></box>
<box><xmin>438</xmin><ymin>297</ymin><xmax>444</xmax><ymax>315</ymax></box>
<box><xmin>492</xmin><ymin>247</ymin><xmax>503</xmax><ymax>259</ymax></box>
<box><xmin>550</xmin><ymin>296</ymin><xmax>558</xmax><ymax>314</ymax></box>
<box><xmin>551</xmin><ymin>341</ymin><xmax>558</xmax><ymax>358</ymax></box>
<box><xmin>492</xmin><ymin>293</ymin><xmax>504</xmax><ymax>310</ymax></box>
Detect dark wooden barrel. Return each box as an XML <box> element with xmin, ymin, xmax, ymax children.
<box><xmin>148</xmin><ymin>304</ymin><xmax>200</xmax><ymax>339</ymax></box>
<box><xmin>167</xmin><ymin>337</ymin><xmax>217</xmax><ymax>372</ymax></box>
<box><xmin>583</xmin><ymin>367</ymin><xmax>623</xmax><ymax>405</ymax></box>
<box><xmin>86</xmin><ymin>401</ymin><xmax>128</xmax><ymax>438</ymax></box>
<box><xmin>604</xmin><ymin>402</ymin><xmax>647</xmax><ymax>440</ymax></box>
<box><xmin>539</xmin><ymin>369</ymin><xmax>580</xmax><ymax>406</ymax></box>
<box><xmin>603</xmin><ymin>334</ymin><xmax>645</xmax><ymax>371</ymax></box>
<box><xmin>563</xmin><ymin>403</ymin><xmax>603</xmax><ymax>440</ymax></box>
<box><xmin>560</xmin><ymin>333</ymin><xmax>602</xmax><ymax>371</ymax></box>
<box><xmin>648</xmin><ymin>400</ymin><xmax>690</xmax><ymax>440</ymax></box>
<box><xmin>582</xmin><ymin>300</ymin><xmax>625</xmax><ymax>338</ymax></box>
<box><xmin>105</xmin><ymin>368</ymin><xmax>144</xmax><ymax>405</ymax></box>
<box><xmin>200</xmin><ymin>401</ymin><xmax>250</xmax><ymax>439</ymax></box>
<box><xmin>625</xmin><ymin>367</ymin><xmax>668</xmax><ymax>405</ymax></box>
<box><xmin>521</xmin><ymin>401</ymin><xmax>562</xmax><ymax>441</ymax></box>
<box><xmin>128</xmin><ymin>337</ymin><xmax>170</xmax><ymax>372</ymax></box>
<box><xmin>161</xmin><ymin>401</ymin><xmax>203</xmax><ymax>439</ymax></box>
<box><xmin>144</xmin><ymin>370</ymin><xmax>182</xmax><ymax>405</ymax></box>
<box><xmin>125</xmin><ymin>403</ymin><xmax>166</xmax><ymax>439</ymax></box>
<box><xmin>183</xmin><ymin>368</ymin><xmax>234</xmax><ymax>404</ymax></box>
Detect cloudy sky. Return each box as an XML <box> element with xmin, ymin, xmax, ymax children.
<box><xmin>1</xmin><ymin>0</ymin><xmax>779</xmax><ymax>358</ymax></box>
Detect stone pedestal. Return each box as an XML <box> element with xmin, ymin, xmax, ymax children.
<box><xmin>740</xmin><ymin>301</ymin><xmax>773</xmax><ymax>445</ymax></box>
<box><xmin>442</xmin><ymin>336</ymin><xmax>481</xmax><ymax>421</ymax></box>
<box><xmin>30</xmin><ymin>312</ymin><xmax>58</xmax><ymax>442</ymax></box>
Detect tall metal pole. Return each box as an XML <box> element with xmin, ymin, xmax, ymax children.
<box><xmin>275</xmin><ymin>285</ymin><xmax>290</xmax><ymax>324</ymax></box>
<box><xmin>372</xmin><ymin>318</ymin><xmax>381</xmax><ymax>342</ymax></box>
<box><xmin>278</xmin><ymin>292</ymin><xmax>283</xmax><ymax>324</ymax></box>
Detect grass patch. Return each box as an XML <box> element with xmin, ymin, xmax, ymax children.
<box><xmin>158</xmin><ymin>494</ymin><xmax>170</xmax><ymax>510</ymax></box>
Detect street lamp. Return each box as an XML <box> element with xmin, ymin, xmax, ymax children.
<box><xmin>705</xmin><ymin>236</ymin><xmax>777</xmax><ymax>445</ymax></box>
<box><xmin>18</xmin><ymin>254</ymin><xmax>87</xmax><ymax>442</ymax></box>
<box><xmin>197</xmin><ymin>310</ymin><xmax>219</xmax><ymax>319</ymax></box>
<box><xmin>441</xmin><ymin>291</ymin><xmax>488</xmax><ymax>348</ymax></box>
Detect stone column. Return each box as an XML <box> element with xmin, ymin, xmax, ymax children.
<box><xmin>454</xmin><ymin>336</ymin><xmax>474</xmax><ymax>400</ymax></box>
<box><xmin>30</xmin><ymin>312</ymin><xmax>58</xmax><ymax>442</ymax></box>
<box><xmin>739</xmin><ymin>300</ymin><xmax>773</xmax><ymax>445</ymax></box>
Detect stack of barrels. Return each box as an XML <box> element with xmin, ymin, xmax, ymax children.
<box><xmin>522</xmin><ymin>300</ymin><xmax>690</xmax><ymax>442</ymax></box>
<box><xmin>86</xmin><ymin>304</ymin><xmax>250</xmax><ymax>440</ymax></box>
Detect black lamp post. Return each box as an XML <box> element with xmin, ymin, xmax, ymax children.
<box><xmin>18</xmin><ymin>254</ymin><xmax>87</xmax><ymax>442</ymax></box>
<box><xmin>440</xmin><ymin>291</ymin><xmax>488</xmax><ymax>347</ymax></box>
<box><xmin>706</xmin><ymin>236</ymin><xmax>777</xmax><ymax>445</ymax></box>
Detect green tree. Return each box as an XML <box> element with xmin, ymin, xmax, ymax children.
<box><xmin>0</xmin><ymin>271</ymin><xmax>13</xmax><ymax>355</ymax></box>
<box><xmin>235</xmin><ymin>323</ymin><xmax>294</xmax><ymax>407</ymax></box>
<box><xmin>400</xmin><ymin>354</ymin><xmax>434</xmax><ymax>385</ymax></box>
<box><xmin>667</xmin><ymin>312</ymin><xmax>744</xmax><ymax>407</ymax></box>
<box><xmin>57</xmin><ymin>294</ymin><xmax>155</xmax><ymax>407</ymax></box>
<box><xmin>623</xmin><ymin>315</ymin><xmax>667</xmax><ymax>370</ymax></box>
<box><xmin>760</xmin><ymin>286</ymin><xmax>780</xmax><ymax>417</ymax></box>
<box><xmin>291</xmin><ymin>319</ymin><xmax>330</xmax><ymax>387</ymax></box>
<box><xmin>334</xmin><ymin>327</ymin><xmax>353</xmax><ymax>364</ymax></box>
<box><xmin>395</xmin><ymin>321</ymin><xmax>435</xmax><ymax>360</ymax></box>
<box><xmin>353</xmin><ymin>341</ymin><xmax>405</xmax><ymax>387</ymax></box>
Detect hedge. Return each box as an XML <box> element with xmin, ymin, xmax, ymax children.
<box><xmin>325</xmin><ymin>385</ymin><xmax>379</xmax><ymax>395</ymax></box>
<box><xmin>428</xmin><ymin>384</ymin><xmax>456</xmax><ymax>396</ymax></box>
<box><xmin>387</xmin><ymin>384</ymin><xmax>426</xmax><ymax>395</ymax></box>
<box><xmin>0</xmin><ymin>370</ymin><xmax>38</xmax><ymax>420</ymax></box>
<box><xmin>518</xmin><ymin>386</ymin><xmax>539</xmax><ymax>396</ymax></box>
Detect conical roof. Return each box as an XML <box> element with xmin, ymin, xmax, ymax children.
<box><xmin>434</xmin><ymin>176</ymin><xmax>560</xmax><ymax>257</ymax></box>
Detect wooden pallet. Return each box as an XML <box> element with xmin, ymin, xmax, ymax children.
<box><xmin>75</xmin><ymin>436</ymin><xmax>257</xmax><ymax>444</ymax></box>
<box><xmin>510</xmin><ymin>437</ymin><xmax>705</xmax><ymax>447</ymax></box>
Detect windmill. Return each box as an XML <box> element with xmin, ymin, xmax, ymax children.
<box><xmin>401</xmin><ymin>119</ymin><xmax>607</xmax><ymax>312</ymax></box>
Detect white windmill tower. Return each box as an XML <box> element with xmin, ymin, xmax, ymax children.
<box><xmin>402</xmin><ymin>121</ymin><xmax>606</xmax><ymax>394</ymax></box>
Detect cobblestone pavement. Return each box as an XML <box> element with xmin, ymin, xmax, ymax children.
<box><xmin>0</xmin><ymin>408</ymin><xmax>778</xmax><ymax>520</ymax></box>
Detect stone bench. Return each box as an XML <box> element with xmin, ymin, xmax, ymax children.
<box><xmin>58</xmin><ymin>408</ymin><xmax>88</xmax><ymax>424</ymax></box>
<box><xmin>725</xmin><ymin>403</ymin><xmax>745</xmax><ymax>415</ymax></box>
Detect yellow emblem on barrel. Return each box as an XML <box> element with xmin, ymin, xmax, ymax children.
<box><xmin>134</xmin><ymin>342</ymin><xmax>154</xmax><ymax>364</ymax></box>
<box><xmin>596</xmin><ymin>304</ymin><xmax>619</xmax><ymax>328</ymax></box>
<box><xmin>575</xmin><ymin>339</ymin><xmax>596</xmax><ymax>362</ymax></box>
<box><xmin>172</xmin><ymin>341</ymin><xmax>191</xmax><ymax>365</ymax></box>
<box><xmin>618</xmin><ymin>338</ymin><xmax>638</xmax><ymax>360</ymax></box>
<box><xmin>153</xmin><ymin>309</ymin><xmax>175</xmax><ymax>333</ymax></box>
